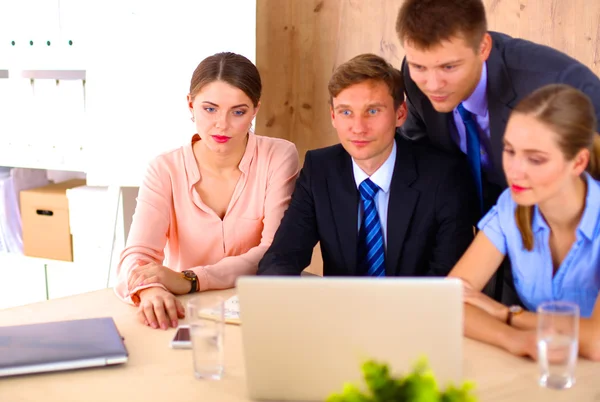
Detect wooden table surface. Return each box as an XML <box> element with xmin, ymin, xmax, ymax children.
<box><xmin>0</xmin><ymin>288</ymin><xmax>599</xmax><ymax>401</ymax></box>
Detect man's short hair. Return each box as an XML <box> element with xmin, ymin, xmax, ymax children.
<box><xmin>328</xmin><ymin>53</ymin><xmax>405</xmax><ymax>109</ymax></box>
<box><xmin>396</xmin><ymin>0</ymin><xmax>487</xmax><ymax>51</ymax></box>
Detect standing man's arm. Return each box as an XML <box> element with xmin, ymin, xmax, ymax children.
<box><xmin>427</xmin><ymin>159</ymin><xmax>478</xmax><ymax>276</ymax></box>
<box><xmin>258</xmin><ymin>153</ymin><xmax>319</xmax><ymax>275</ymax></box>
<box><xmin>399</xmin><ymin>58</ymin><xmax>428</xmax><ymax>141</ymax></box>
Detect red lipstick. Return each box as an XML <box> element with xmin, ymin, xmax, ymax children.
<box><xmin>212</xmin><ymin>135</ymin><xmax>230</xmax><ymax>143</ymax></box>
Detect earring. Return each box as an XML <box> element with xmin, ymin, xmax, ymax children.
<box><xmin>190</xmin><ymin>115</ymin><xmax>195</xmax><ymax>122</ymax></box>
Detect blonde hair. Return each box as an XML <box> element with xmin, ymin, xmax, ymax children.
<box><xmin>512</xmin><ymin>84</ymin><xmax>599</xmax><ymax>250</ymax></box>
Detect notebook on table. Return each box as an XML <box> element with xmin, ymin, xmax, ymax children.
<box><xmin>0</xmin><ymin>317</ymin><xmax>128</xmax><ymax>377</ymax></box>
<box><xmin>198</xmin><ymin>295</ymin><xmax>241</xmax><ymax>325</ymax></box>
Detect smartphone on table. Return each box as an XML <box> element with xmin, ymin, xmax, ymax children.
<box><xmin>170</xmin><ymin>325</ymin><xmax>191</xmax><ymax>349</ymax></box>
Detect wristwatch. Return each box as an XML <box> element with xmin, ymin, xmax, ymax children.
<box><xmin>181</xmin><ymin>270</ymin><xmax>198</xmax><ymax>294</ymax></box>
<box><xmin>506</xmin><ymin>305</ymin><xmax>523</xmax><ymax>326</ymax></box>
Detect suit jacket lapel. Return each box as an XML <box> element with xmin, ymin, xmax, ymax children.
<box><xmin>327</xmin><ymin>149</ymin><xmax>359</xmax><ymax>275</ymax></box>
<box><xmin>486</xmin><ymin>35</ymin><xmax>517</xmax><ymax>186</ymax></box>
<box><xmin>421</xmin><ymin>96</ymin><xmax>458</xmax><ymax>154</ymax></box>
<box><xmin>386</xmin><ymin>137</ymin><xmax>419</xmax><ymax>276</ymax></box>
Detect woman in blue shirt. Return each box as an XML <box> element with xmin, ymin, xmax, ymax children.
<box><xmin>449</xmin><ymin>84</ymin><xmax>600</xmax><ymax>361</ymax></box>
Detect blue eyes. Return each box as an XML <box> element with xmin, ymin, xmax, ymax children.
<box><xmin>338</xmin><ymin>109</ymin><xmax>379</xmax><ymax>116</ymax></box>
<box><xmin>203</xmin><ymin>107</ymin><xmax>246</xmax><ymax>116</ymax></box>
<box><xmin>411</xmin><ymin>65</ymin><xmax>456</xmax><ymax>71</ymax></box>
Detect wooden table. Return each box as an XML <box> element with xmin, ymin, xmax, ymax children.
<box><xmin>0</xmin><ymin>288</ymin><xmax>599</xmax><ymax>401</ymax></box>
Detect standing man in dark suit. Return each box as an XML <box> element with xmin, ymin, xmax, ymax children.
<box><xmin>394</xmin><ymin>0</ymin><xmax>600</xmax><ymax>301</ymax></box>
<box><xmin>258</xmin><ymin>54</ymin><xmax>476</xmax><ymax>277</ymax></box>
<box><xmin>396</xmin><ymin>0</ymin><xmax>600</xmax><ymax>216</ymax></box>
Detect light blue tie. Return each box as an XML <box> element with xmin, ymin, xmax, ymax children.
<box><xmin>457</xmin><ymin>103</ymin><xmax>483</xmax><ymax>213</ymax></box>
<box><xmin>358</xmin><ymin>179</ymin><xmax>385</xmax><ymax>277</ymax></box>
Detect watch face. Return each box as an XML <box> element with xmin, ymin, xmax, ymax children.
<box><xmin>182</xmin><ymin>270</ymin><xmax>197</xmax><ymax>280</ymax></box>
<box><xmin>509</xmin><ymin>305</ymin><xmax>522</xmax><ymax>313</ymax></box>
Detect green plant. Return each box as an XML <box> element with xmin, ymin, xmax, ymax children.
<box><xmin>326</xmin><ymin>358</ymin><xmax>478</xmax><ymax>402</ymax></box>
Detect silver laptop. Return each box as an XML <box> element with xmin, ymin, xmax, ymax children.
<box><xmin>236</xmin><ymin>277</ymin><xmax>463</xmax><ymax>401</ymax></box>
<box><xmin>0</xmin><ymin>317</ymin><xmax>128</xmax><ymax>377</ymax></box>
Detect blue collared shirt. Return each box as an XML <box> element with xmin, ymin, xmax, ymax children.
<box><xmin>352</xmin><ymin>141</ymin><xmax>397</xmax><ymax>251</ymax></box>
<box><xmin>451</xmin><ymin>63</ymin><xmax>492</xmax><ymax>169</ymax></box>
<box><xmin>478</xmin><ymin>173</ymin><xmax>600</xmax><ymax>317</ymax></box>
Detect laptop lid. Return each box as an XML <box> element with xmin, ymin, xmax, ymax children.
<box><xmin>0</xmin><ymin>317</ymin><xmax>128</xmax><ymax>377</ymax></box>
<box><xmin>237</xmin><ymin>277</ymin><xmax>463</xmax><ymax>401</ymax></box>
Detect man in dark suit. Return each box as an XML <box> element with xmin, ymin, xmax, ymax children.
<box><xmin>258</xmin><ymin>54</ymin><xmax>476</xmax><ymax>277</ymax></box>
<box><xmin>396</xmin><ymin>0</ymin><xmax>600</xmax><ymax>218</ymax></box>
<box><xmin>395</xmin><ymin>0</ymin><xmax>600</xmax><ymax>302</ymax></box>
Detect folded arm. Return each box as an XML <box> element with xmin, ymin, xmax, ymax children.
<box><xmin>115</xmin><ymin>160</ymin><xmax>172</xmax><ymax>304</ymax></box>
<box><xmin>508</xmin><ymin>298</ymin><xmax>600</xmax><ymax>361</ymax></box>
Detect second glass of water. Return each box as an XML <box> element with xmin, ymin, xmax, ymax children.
<box><xmin>188</xmin><ymin>296</ymin><xmax>225</xmax><ymax>380</ymax></box>
<box><xmin>536</xmin><ymin>301</ymin><xmax>579</xmax><ymax>390</ymax></box>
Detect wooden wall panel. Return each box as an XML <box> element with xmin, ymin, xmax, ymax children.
<box><xmin>257</xmin><ymin>0</ymin><xmax>600</xmax><ymax>155</ymax></box>
<box><xmin>484</xmin><ymin>0</ymin><xmax>600</xmax><ymax>75</ymax></box>
<box><xmin>256</xmin><ymin>0</ymin><xmax>600</xmax><ymax>276</ymax></box>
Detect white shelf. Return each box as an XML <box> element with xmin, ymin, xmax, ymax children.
<box><xmin>0</xmin><ymin>252</ymin><xmax>111</xmax><ymax>310</ymax></box>
<box><xmin>0</xmin><ymin>143</ymin><xmax>86</xmax><ymax>171</ymax></box>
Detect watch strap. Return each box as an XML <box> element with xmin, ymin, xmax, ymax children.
<box><xmin>188</xmin><ymin>277</ymin><xmax>198</xmax><ymax>294</ymax></box>
<box><xmin>506</xmin><ymin>306</ymin><xmax>522</xmax><ymax>326</ymax></box>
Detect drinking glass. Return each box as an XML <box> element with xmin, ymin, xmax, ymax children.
<box><xmin>187</xmin><ymin>296</ymin><xmax>225</xmax><ymax>380</ymax></box>
<box><xmin>537</xmin><ymin>301</ymin><xmax>579</xmax><ymax>389</ymax></box>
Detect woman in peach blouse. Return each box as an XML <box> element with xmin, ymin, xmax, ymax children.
<box><xmin>115</xmin><ymin>52</ymin><xmax>299</xmax><ymax>330</ymax></box>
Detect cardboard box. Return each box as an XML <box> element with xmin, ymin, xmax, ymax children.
<box><xmin>20</xmin><ymin>179</ymin><xmax>86</xmax><ymax>261</ymax></box>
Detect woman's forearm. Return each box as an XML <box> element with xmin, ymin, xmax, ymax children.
<box><xmin>464</xmin><ymin>304</ymin><xmax>516</xmax><ymax>350</ymax></box>
<box><xmin>511</xmin><ymin>311</ymin><xmax>600</xmax><ymax>360</ymax></box>
<box><xmin>463</xmin><ymin>303</ymin><xmax>540</xmax><ymax>359</ymax></box>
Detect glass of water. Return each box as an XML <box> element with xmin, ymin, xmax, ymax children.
<box><xmin>536</xmin><ymin>301</ymin><xmax>579</xmax><ymax>389</ymax></box>
<box><xmin>187</xmin><ymin>296</ymin><xmax>225</xmax><ymax>380</ymax></box>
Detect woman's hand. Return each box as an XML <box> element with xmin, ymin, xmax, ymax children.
<box><xmin>462</xmin><ymin>280</ymin><xmax>508</xmax><ymax>322</ymax></box>
<box><xmin>128</xmin><ymin>260</ymin><xmax>193</xmax><ymax>295</ymax></box>
<box><xmin>137</xmin><ymin>287</ymin><xmax>185</xmax><ymax>330</ymax></box>
<box><xmin>503</xmin><ymin>329</ymin><xmax>538</xmax><ymax>360</ymax></box>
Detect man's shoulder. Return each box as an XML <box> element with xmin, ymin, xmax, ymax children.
<box><xmin>490</xmin><ymin>31</ymin><xmax>582</xmax><ymax>74</ymax></box>
<box><xmin>305</xmin><ymin>143</ymin><xmax>347</xmax><ymax>164</ymax></box>
<box><xmin>397</xmin><ymin>135</ymin><xmax>463</xmax><ymax>167</ymax></box>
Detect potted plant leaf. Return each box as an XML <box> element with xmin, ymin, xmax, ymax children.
<box><xmin>327</xmin><ymin>358</ymin><xmax>478</xmax><ymax>402</ymax></box>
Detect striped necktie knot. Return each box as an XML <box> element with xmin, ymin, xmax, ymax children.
<box><xmin>359</xmin><ymin>178</ymin><xmax>379</xmax><ymax>200</ymax></box>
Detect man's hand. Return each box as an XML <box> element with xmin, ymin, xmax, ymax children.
<box><xmin>128</xmin><ymin>260</ymin><xmax>193</xmax><ymax>295</ymax></box>
<box><xmin>137</xmin><ymin>287</ymin><xmax>185</xmax><ymax>330</ymax></box>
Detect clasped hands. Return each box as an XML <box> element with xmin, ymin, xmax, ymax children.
<box><xmin>459</xmin><ymin>279</ymin><xmax>538</xmax><ymax>359</ymax></box>
<box><xmin>127</xmin><ymin>260</ymin><xmax>193</xmax><ymax>330</ymax></box>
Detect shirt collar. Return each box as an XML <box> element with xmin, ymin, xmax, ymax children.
<box><xmin>184</xmin><ymin>131</ymin><xmax>257</xmax><ymax>188</ymax></box>
<box><xmin>461</xmin><ymin>62</ymin><xmax>488</xmax><ymax>118</ymax></box>
<box><xmin>577</xmin><ymin>173</ymin><xmax>600</xmax><ymax>240</ymax></box>
<box><xmin>352</xmin><ymin>141</ymin><xmax>396</xmax><ymax>193</ymax></box>
<box><xmin>532</xmin><ymin>173</ymin><xmax>600</xmax><ymax>240</ymax></box>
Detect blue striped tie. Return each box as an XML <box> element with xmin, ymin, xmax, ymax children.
<box><xmin>358</xmin><ymin>179</ymin><xmax>385</xmax><ymax>277</ymax></box>
<box><xmin>457</xmin><ymin>103</ymin><xmax>483</xmax><ymax>213</ymax></box>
